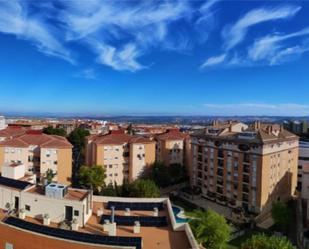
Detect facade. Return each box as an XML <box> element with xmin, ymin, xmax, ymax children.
<box><xmin>0</xmin><ymin>116</ymin><xmax>6</xmax><ymax>130</ymax></box>
<box><xmin>85</xmin><ymin>131</ymin><xmax>156</xmax><ymax>185</ymax></box>
<box><xmin>0</xmin><ymin>130</ymin><xmax>73</xmax><ymax>185</ymax></box>
<box><xmin>283</xmin><ymin>120</ymin><xmax>308</xmax><ymax>134</ymax></box>
<box><xmin>0</xmin><ymin>176</ymin><xmax>92</xmax><ymax>226</ymax></box>
<box><xmin>155</xmin><ymin>129</ymin><xmax>188</xmax><ymax>166</ymax></box>
<box><xmin>297</xmin><ymin>140</ymin><xmax>309</xmax><ymax>201</ymax></box>
<box><xmin>190</xmin><ymin>121</ymin><xmax>299</xmax><ymax>213</ymax></box>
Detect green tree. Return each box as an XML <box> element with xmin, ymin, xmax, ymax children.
<box><xmin>271</xmin><ymin>201</ymin><xmax>291</xmax><ymax>231</ymax></box>
<box><xmin>43</xmin><ymin>126</ymin><xmax>66</xmax><ymax>137</ymax></box>
<box><xmin>45</xmin><ymin>168</ymin><xmax>57</xmax><ymax>184</ymax></box>
<box><xmin>241</xmin><ymin>234</ymin><xmax>296</xmax><ymax>249</ymax></box>
<box><xmin>127</xmin><ymin>123</ymin><xmax>134</xmax><ymax>135</ymax></box>
<box><xmin>189</xmin><ymin>209</ymin><xmax>231</xmax><ymax>249</ymax></box>
<box><xmin>168</xmin><ymin>164</ymin><xmax>187</xmax><ymax>184</ymax></box>
<box><xmin>101</xmin><ymin>183</ymin><xmax>117</xmax><ymax>196</ymax></box>
<box><xmin>68</xmin><ymin>128</ymin><xmax>90</xmax><ymax>152</ymax></box>
<box><xmin>129</xmin><ymin>179</ymin><xmax>160</xmax><ymax>198</ymax></box>
<box><xmin>121</xmin><ymin>179</ymin><xmax>131</xmax><ymax>197</ymax></box>
<box><xmin>151</xmin><ymin>161</ymin><xmax>170</xmax><ymax>187</ymax></box>
<box><xmin>77</xmin><ymin>165</ymin><xmax>106</xmax><ymax>193</ymax></box>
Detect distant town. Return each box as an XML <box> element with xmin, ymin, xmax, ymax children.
<box><xmin>0</xmin><ymin>115</ymin><xmax>308</xmax><ymax>249</ymax></box>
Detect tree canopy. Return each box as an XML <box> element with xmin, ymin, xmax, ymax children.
<box><xmin>43</xmin><ymin>126</ymin><xmax>66</xmax><ymax>137</ymax></box>
<box><xmin>77</xmin><ymin>165</ymin><xmax>106</xmax><ymax>193</ymax></box>
<box><xmin>68</xmin><ymin>128</ymin><xmax>90</xmax><ymax>151</ymax></box>
<box><xmin>129</xmin><ymin>179</ymin><xmax>160</xmax><ymax>198</ymax></box>
<box><xmin>271</xmin><ymin>201</ymin><xmax>291</xmax><ymax>231</ymax></box>
<box><xmin>189</xmin><ymin>209</ymin><xmax>231</xmax><ymax>249</ymax></box>
<box><xmin>241</xmin><ymin>234</ymin><xmax>296</xmax><ymax>249</ymax></box>
<box><xmin>144</xmin><ymin>161</ymin><xmax>188</xmax><ymax>188</ymax></box>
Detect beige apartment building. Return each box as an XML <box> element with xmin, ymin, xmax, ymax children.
<box><xmin>85</xmin><ymin>132</ymin><xmax>156</xmax><ymax>185</ymax></box>
<box><xmin>190</xmin><ymin>121</ymin><xmax>299</xmax><ymax>213</ymax></box>
<box><xmin>0</xmin><ymin>130</ymin><xmax>73</xmax><ymax>185</ymax></box>
<box><xmin>155</xmin><ymin>129</ymin><xmax>189</xmax><ymax>166</ymax></box>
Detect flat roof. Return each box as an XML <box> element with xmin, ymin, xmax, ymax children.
<box><xmin>26</xmin><ymin>186</ymin><xmax>89</xmax><ymax>201</ymax></box>
<box><xmin>0</xmin><ymin>176</ymin><xmax>32</xmax><ymax>191</ymax></box>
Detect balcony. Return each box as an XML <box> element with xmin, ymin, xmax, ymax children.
<box><xmin>243</xmin><ymin>165</ymin><xmax>250</xmax><ymax>174</ymax></box>
<box><xmin>123</xmin><ymin>152</ymin><xmax>130</xmax><ymax>157</ymax></box>
<box><xmin>243</xmin><ymin>175</ymin><xmax>250</xmax><ymax>184</ymax></box>
<box><xmin>243</xmin><ymin>153</ymin><xmax>250</xmax><ymax>164</ymax></box>
<box><xmin>217</xmin><ymin>169</ymin><xmax>223</xmax><ymax>177</ymax></box>
<box><xmin>242</xmin><ymin>185</ymin><xmax>249</xmax><ymax>193</ymax></box>
<box><xmin>217</xmin><ymin>178</ymin><xmax>223</xmax><ymax>186</ymax></box>
<box><xmin>198</xmin><ymin>146</ymin><xmax>203</xmax><ymax>153</ymax></box>
<box><xmin>242</xmin><ymin>193</ymin><xmax>249</xmax><ymax>203</ymax></box>
<box><xmin>216</xmin><ymin>187</ymin><xmax>223</xmax><ymax>195</ymax></box>
<box><xmin>218</xmin><ymin>149</ymin><xmax>224</xmax><ymax>158</ymax></box>
<box><xmin>218</xmin><ymin>159</ymin><xmax>224</xmax><ymax>168</ymax></box>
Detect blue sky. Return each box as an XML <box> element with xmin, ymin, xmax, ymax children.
<box><xmin>0</xmin><ymin>0</ymin><xmax>309</xmax><ymax>116</ymax></box>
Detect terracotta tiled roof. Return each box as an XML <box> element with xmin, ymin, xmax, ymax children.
<box><xmin>156</xmin><ymin>130</ymin><xmax>188</xmax><ymax>141</ymax></box>
<box><xmin>0</xmin><ymin>132</ymin><xmax>72</xmax><ymax>148</ymax></box>
<box><xmin>192</xmin><ymin>121</ymin><xmax>298</xmax><ymax>144</ymax></box>
<box><xmin>0</xmin><ymin>127</ymin><xmax>26</xmax><ymax>139</ymax></box>
<box><xmin>90</xmin><ymin>133</ymin><xmax>153</xmax><ymax>145</ymax></box>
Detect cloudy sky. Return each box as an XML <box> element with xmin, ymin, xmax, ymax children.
<box><xmin>0</xmin><ymin>0</ymin><xmax>308</xmax><ymax>116</ymax></box>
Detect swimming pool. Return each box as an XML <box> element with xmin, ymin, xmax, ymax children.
<box><xmin>172</xmin><ymin>205</ymin><xmax>190</xmax><ymax>223</ymax></box>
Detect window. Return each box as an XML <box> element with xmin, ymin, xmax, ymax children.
<box><xmin>54</xmin><ymin>161</ymin><xmax>57</xmax><ymax>165</ymax></box>
<box><xmin>74</xmin><ymin>210</ymin><xmax>79</xmax><ymax>216</ymax></box>
<box><xmin>25</xmin><ymin>205</ymin><xmax>30</xmax><ymax>211</ymax></box>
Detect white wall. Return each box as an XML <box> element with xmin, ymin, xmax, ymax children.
<box><xmin>0</xmin><ymin>116</ymin><xmax>6</xmax><ymax>130</ymax></box>
<box><xmin>2</xmin><ymin>164</ymin><xmax>26</xmax><ymax>180</ymax></box>
<box><xmin>0</xmin><ymin>184</ymin><xmax>91</xmax><ymax>227</ymax></box>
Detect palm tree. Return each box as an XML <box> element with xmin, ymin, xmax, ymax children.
<box><xmin>45</xmin><ymin>169</ymin><xmax>57</xmax><ymax>184</ymax></box>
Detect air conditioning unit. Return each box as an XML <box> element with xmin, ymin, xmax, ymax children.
<box><xmin>45</xmin><ymin>183</ymin><xmax>68</xmax><ymax>199</ymax></box>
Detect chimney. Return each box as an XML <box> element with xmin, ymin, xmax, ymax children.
<box><xmin>212</xmin><ymin>120</ymin><xmax>218</xmax><ymax>127</ymax></box>
<box><xmin>254</xmin><ymin>121</ymin><xmax>261</xmax><ymax>130</ymax></box>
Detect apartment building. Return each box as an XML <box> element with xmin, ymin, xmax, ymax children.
<box><xmin>283</xmin><ymin>120</ymin><xmax>308</xmax><ymax>134</ymax></box>
<box><xmin>190</xmin><ymin>121</ymin><xmax>299</xmax><ymax>213</ymax></box>
<box><xmin>0</xmin><ymin>130</ymin><xmax>73</xmax><ymax>185</ymax></box>
<box><xmin>297</xmin><ymin>141</ymin><xmax>309</xmax><ymax>195</ymax></box>
<box><xmin>85</xmin><ymin>131</ymin><xmax>156</xmax><ymax>185</ymax></box>
<box><xmin>155</xmin><ymin>129</ymin><xmax>188</xmax><ymax>166</ymax></box>
<box><xmin>0</xmin><ymin>116</ymin><xmax>6</xmax><ymax>130</ymax></box>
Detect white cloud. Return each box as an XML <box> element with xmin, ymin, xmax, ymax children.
<box><xmin>248</xmin><ymin>27</ymin><xmax>309</xmax><ymax>64</ymax></box>
<box><xmin>223</xmin><ymin>5</ymin><xmax>301</xmax><ymax>50</ymax></box>
<box><xmin>200</xmin><ymin>54</ymin><xmax>227</xmax><ymax>68</ymax></box>
<box><xmin>204</xmin><ymin>103</ymin><xmax>309</xmax><ymax>116</ymax></box>
<box><xmin>0</xmin><ymin>0</ymin><xmax>73</xmax><ymax>63</ymax></box>
<box><xmin>92</xmin><ymin>42</ymin><xmax>145</xmax><ymax>72</ymax></box>
<box><xmin>75</xmin><ymin>68</ymin><xmax>97</xmax><ymax>80</ymax></box>
<box><xmin>58</xmin><ymin>0</ymin><xmax>196</xmax><ymax>71</ymax></box>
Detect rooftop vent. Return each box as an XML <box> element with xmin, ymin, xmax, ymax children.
<box><xmin>45</xmin><ymin>183</ymin><xmax>68</xmax><ymax>199</ymax></box>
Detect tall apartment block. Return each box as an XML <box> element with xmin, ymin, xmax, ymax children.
<box><xmin>0</xmin><ymin>116</ymin><xmax>6</xmax><ymax>130</ymax></box>
<box><xmin>190</xmin><ymin>121</ymin><xmax>299</xmax><ymax>213</ymax></box>
<box><xmin>0</xmin><ymin>130</ymin><xmax>73</xmax><ymax>185</ymax></box>
<box><xmin>85</xmin><ymin>131</ymin><xmax>156</xmax><ymax>185</ymax></box>
<box><xmin>155</xmin><ymin>129</ymin><xmax>188</xmax><ymax>166</ymax></box>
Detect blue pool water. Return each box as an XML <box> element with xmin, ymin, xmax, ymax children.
<box><xmin>172</xmin><ymin>206</ymin><xmax>190</xmax><ymax>223</ymax></box>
